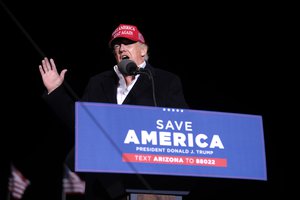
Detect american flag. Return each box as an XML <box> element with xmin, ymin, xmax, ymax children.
<box><xmin>63</xmin><ymin>165</ymin><xmax>85</xmax><ymax>195</ymax></box>
<box><xmin>8</xmin><ymin>165</ymin><xmax>30</xmax><ymax>199</ymax></box>
<box><xmin>8</xmin><ymin>164</ymin><xmax>85</xmax><ymax>199</ymax></box>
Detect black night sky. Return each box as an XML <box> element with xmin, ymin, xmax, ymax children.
<box><xmin>1</xmin><ymin>1</ymin><xmax>292</xmax><ymax>199</ymax></box>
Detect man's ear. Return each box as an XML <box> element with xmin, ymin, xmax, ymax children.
<box><xmin>141</xmin><ymin>45</ymin><xmax>148</xmax><ymax>57</ymax></box>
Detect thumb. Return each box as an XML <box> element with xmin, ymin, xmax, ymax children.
<box><xmin>60</xmin><ymin>69</ymin><xmax>68</xmax><ymax>79</ymax></box>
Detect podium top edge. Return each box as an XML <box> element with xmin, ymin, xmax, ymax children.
<box><xmin>75</xmin><ymin>101</ymin><xmax>263</xmax><ymax>118</ymax></box>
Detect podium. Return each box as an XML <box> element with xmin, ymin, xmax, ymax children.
<box><xmin>126</xmin><ymin>189</ymin><xmax>188</xmax><ymax>200</ymax></box>
<box><xmin>74</xmin><ymin>102</ymin><xmax>267</xmax><ymax>198</ymax></box>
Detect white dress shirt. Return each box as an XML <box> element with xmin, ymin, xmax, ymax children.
<box><xmin>114</xmin><ymin>61</ymin><xmax>146</xmax><ymax>104</ymax></box>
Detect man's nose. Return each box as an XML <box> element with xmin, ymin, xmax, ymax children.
<box><xmin>119</xmin><ymin>43</ymin><xmax>127</xmax><ymax>51</ymax></box>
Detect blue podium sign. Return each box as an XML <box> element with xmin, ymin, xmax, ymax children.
<box><xmin>75</xmin><ymin>102</ymin><xmax>267</xmax><ymax>181</ymax></box>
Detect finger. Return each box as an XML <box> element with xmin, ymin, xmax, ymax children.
<box><xmin>38</xmin><ymin>65</ymin><xmax>45</xmax><ymax>74</ymax></box>
<box><xmin>44</xmin><ymin>57</ymin><xmax>52</xmax><ymax>71</ymax></box>
<box><xmin>42</xmin><ymin>58</ymin><xmax>49</xmax><ymax>72</ymax></box>
<box><xmin>49</xmin><ymin>58</ymin><xmax>57</xmax><ymax>72</ymax></box>
<box><xmin>60</xmin><ymin>69</ymin><xmax>68</xmax><ymax>79</ymax></box>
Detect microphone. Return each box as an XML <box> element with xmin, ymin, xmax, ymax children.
<box><xmin>117</xmin><ymin>59</ymin><xmax>158</xmax><ymax>107</ymax></box>
<box><xmin>117</xmin><ymin>59</ymin><xmax>147</xmax><ymax>76</ymax></box>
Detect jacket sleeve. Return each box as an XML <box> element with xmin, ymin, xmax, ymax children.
<box><xmin>42</xmin><ymin>83</ymin><xmax>76</xmax><ymax>135</ymax></box>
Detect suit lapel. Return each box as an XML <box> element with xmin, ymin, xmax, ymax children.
<box><xmin>102</xmin><ymin>72</ymin><xmax>118</xmax><ymax>104</ymax></box>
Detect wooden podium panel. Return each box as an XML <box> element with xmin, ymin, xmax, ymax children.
<box><xmin>127</xmin><ymin>189</ymin><xmax>188</xmax><ymax>200</ymax></box>
<box><xmin>130</xmin><ymin>194</ymin><xmax>180</xmax><ymax>200</ymax></box>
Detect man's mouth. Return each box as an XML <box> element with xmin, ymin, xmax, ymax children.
<box><xmin>121</xmin><ymin>55</ymin><xmax>129</xmax><ymax>60</ymax></box>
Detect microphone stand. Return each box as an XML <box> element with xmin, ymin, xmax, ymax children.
<box><xmin>136</xmin><ymin>70</ymin><xmax>157</xmax><ymax>107</ymax></box>
<box><xmin>118</xmin><ymin>59</ymin><xmax>157</xmax><ymax>107</ymax></box>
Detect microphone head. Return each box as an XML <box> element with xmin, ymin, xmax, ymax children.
<box><xmin>117</xmin><ymin>59</ymin><xmax>138</xmax><ymax>76</ymax></box>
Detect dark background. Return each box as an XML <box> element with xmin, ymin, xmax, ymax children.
<box><xmin>1</xmin><ymin>1</ymin><xmax>292</xmax><ymax>199</ymax></box>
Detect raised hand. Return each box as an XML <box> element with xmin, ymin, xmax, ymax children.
<box><xmin>38</xmin><ymin>57</ymin><xmax>67</xmax><ymax>94</ymax></box>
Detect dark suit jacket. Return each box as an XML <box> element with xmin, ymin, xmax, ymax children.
<box><xmin>43</xmin><ymin>62</ymin><xmax>188</xmax><ymax>200</ymax></box>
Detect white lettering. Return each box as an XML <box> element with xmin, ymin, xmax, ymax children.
<box><xmin>173</xmin><ymin>132</ymin><xmax>186</xmax><ymax>146</ymax></box>
<box><xmin>156</xmin><ymin>120</ymin><xmax>164</xmax><ymax>130</ymax></box>
<box><xmin>155</xmin><ymin>120</ymin><xmax>193</xmax><ymax>131</ymax></box>
<box><xmin>195</xmin><ymin>134</ymin><xmax>208</xmax><ymax>148</ymax></box>
<box><xmin>188</xmin><ymin>133</ymin><xmax>194</xmax><ymax>146</ymax></box>
<box><xmin>123</xmin><ymin>129</ymin><xmax>139</xmax><ymax>144</ymax></box>
<box><xmin>141</xmin><ymin>130</ymin><xmax>157</xmax><ymax>145</ymax></box>
<box><xmin>124</xmin><ymin>130</ymin><xmax>224</xmax><ymax>149</ymax></box>
<box><xmin>210</xmin><ymin>135</ymin><xmax>224</xmax><ymax>149</ymax></box>
<box><xmin>153</xmin><ymin>156</ymin><xmax>184</xmax><ymax>163</ymax></box>
<box><xmin>159</xmin><ymin>131</ymin><xmax>171</xmax><ymax>146</ymax></box>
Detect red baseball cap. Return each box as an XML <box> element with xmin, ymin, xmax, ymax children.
<box><xmin>109</xmin><ymin>24</ymin><xmax>145</xmax><ymax>47</ymax></box>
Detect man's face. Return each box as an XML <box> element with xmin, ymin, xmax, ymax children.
<box><xmin>112</xmin><ymin>38</ymin><xmax>146</xmax><ymax>65</ymax></box>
